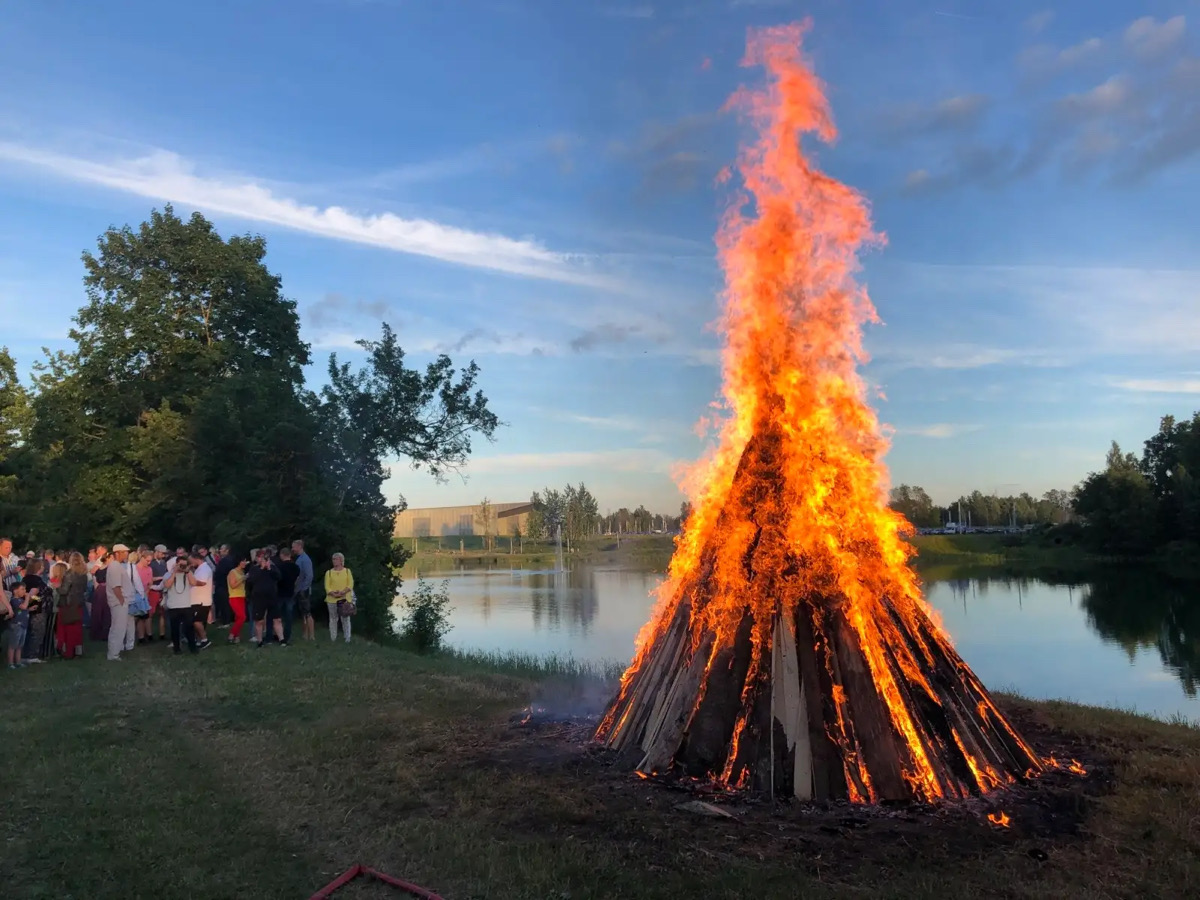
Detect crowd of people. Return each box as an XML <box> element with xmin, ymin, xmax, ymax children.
<box><xmin>0</xmin><ymin>538</ymin><xmax>359</xmax><ymax>667</ymax></box>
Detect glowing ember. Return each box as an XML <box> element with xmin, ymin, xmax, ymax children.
<box><xmin>594</xmin><ymin>21</ymin><xmax>1042</xmax><ymax>804</ymax></box>
<box><xmin>987</xmin><ymin>812</ymin><xmax>1011</xmax><ymax>828</ymax></box>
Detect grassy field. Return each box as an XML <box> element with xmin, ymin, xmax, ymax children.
<box><xmin>2</xmin><ymin>637</ymin><xmax>1199</xmax><ymax>899</ymax></box>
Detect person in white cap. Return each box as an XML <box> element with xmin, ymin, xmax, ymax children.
<box><xmin>105</xmin><ymin>544</ymin><xmax>137</xmax><ymax>661</ymax></box>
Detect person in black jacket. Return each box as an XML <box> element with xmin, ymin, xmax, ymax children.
<box><xmin>246</xmin><ymin>551</ymin><xmax>286</xmax><ymax>648</ymax></box>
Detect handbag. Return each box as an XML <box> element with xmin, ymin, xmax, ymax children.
<box><xmin>336</xmin><ymin>597</ymin><xmax>357</xmax><ymax>618</ymax></box>
<box><xmin>127</xmin><ymin>563</ymin><xmax>151</xmax><ymax>616</ymax></box>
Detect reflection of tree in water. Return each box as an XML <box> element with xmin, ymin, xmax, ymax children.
<box><xmin>525</xmin><ymin>568</ymin><xmax>599</xmax><ymax>635</ymax></box>
<box><xmin>932</xmin><ymin>565</ymin><xmax>1200</xmax><ymax>697</ymax></box>
<box><xmin>1081</xmin><ymin>570</ymin><xmax>1200</xmax><ymax>698</ymax></box>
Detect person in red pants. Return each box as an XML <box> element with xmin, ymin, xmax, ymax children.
<box><xmin>226</xmin><ymin>553</ymin><xmax>249</xmax><ymax>643</ymax></box>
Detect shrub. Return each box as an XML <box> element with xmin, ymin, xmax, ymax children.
<box><xmin>399</xmin><ymin>578</ymin><xmax>453</xmax><ymax>653</ymax></box>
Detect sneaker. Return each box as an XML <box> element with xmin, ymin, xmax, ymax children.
<box><xmin>198</xmin><ymin>639</ymin><xmax>212</xmax><ymax>650</ymax></box>
<box><xmin>280</xmin><ymin>641</ymin><xmax>289</xmax><ymax>648</ymax></box>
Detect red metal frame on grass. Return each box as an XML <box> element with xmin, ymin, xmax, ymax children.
<box><xmin>309</xmin><ymin>864</ymin><xmax>445</xmax><ymax>900</ymax></box>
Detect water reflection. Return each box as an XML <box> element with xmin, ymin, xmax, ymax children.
<box><xmin>396</xmin><ymin>562</ymin><xmax>660</xmax><ymax>664</ymax></box>
<box><xmin>1080</xmin><ymin>570</ymin><xmax>1200</xmax><ymax>699</ymax></box>
<box><xmin>925</xmin><ymin>568</ymin><xmax>1200</xmax><ymax>722</ymax></box>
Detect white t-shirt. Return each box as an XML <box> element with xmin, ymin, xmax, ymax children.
<box><xmin>163</xmin><ymin>569</ymin><xmax>192</xmax><ymax>610</ymax></box>
<box><xmin>190</xmin><ymin>561</ymin><xmax>214</xmax><ymax>607</ymax></box>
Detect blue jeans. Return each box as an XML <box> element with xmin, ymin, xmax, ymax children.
<box><xmin>281</xmin><ymin>597</ymin><xmax>295</xmax><ymax>642</ymax></box>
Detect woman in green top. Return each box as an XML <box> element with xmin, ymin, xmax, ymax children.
<box><xmin>324</xmin><ymin>553</ymin><xmax>354</xmax><ymax>643</ymax></box>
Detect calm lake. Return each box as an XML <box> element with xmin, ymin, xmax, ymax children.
<box><xmin>396</xmin><ymin>560</ymin><xmax>1200</xmax><ymax>723</ymax></box>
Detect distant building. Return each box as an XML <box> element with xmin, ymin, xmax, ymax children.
<box><xmin>393</xmin><ymin>502</ymin><xmax>535</xmax><ymax>539</ymax></box>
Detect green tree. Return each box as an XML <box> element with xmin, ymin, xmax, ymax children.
<box><xmin>1073</xmin><ymin>441</ymin><xmax>1159</xmax><ymax>555</ymax></box>
<box><xmin>23</xmin><ymin>206</ymin><xmax>312</xmax><ymax>546</ymax></box>
<box><xmin>317</xmin><ymin>324</ymin><xmax>500</xmax><ymax>635</ymax></box>
<box><xmin>321</xmin><ymin>324</ymin><xmax>500</xmax><ymax>508</ymax></box>
<box><xmin>526</xmin><ymin>491</ymin><xmax>547</xmax><ymax>541</ymax></box>
<box><xmin>563</xmin><ymin>482</ymin><xmax>599</xmax><ymax>551</ymax></box>
<box><xmin>888</xmin><ymin>484</ymin><xmax>938</xmax><ymax>528</ymax></box>
<box><xmin>475</xmin><ymin>497</ymin><xmax>494</xmax><ymax>550</ymax></box>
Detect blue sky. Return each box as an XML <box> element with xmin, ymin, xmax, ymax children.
<box><xmin>0</xmin><ymin>0</ymin><xmax>1197</xmax><ymax>514</ymax></box>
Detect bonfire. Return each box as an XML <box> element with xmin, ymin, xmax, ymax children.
<box><xmin>595</xmin><ymin>23</ymin><xmax>1042</xmax><ymax>803</ymax></box>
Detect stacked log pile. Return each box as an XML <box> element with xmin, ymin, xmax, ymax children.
<box><xmin>597</xmin><ymin>428</ymin><xmax>1042</xmax><ymax>803</ymax></box>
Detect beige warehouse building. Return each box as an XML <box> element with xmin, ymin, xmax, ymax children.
<box><xmin>393</xmin><ymin>502</ymin><xmax>534</xmax><ymax>538</ymax></box>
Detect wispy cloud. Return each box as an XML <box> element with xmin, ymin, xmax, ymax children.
<box><xmin>1113</xmin><ymin>378</ymin><xmax>1200</xmax><ymax>394</ymax></box>
<box><xmin>1018</xmin><ymin>37</ymin><xmax>1105</xmax><ymax>83</ymax></box>
<box><xmin>1025</xmin><ymin>10</ymin><xmax>1054</xmax><ymax>35</ymax></box>
<box><xmin>872</xmin><ymin>340</ymin><xmax>1057</xmax><ymax>372</ymax></box>
<box><xmin>878</xmin><ymin>94</ymin><xmax>991</xmax><ymax>139</ymax></box>
<box><xmin>434</xmin><ymin>328</ymin><xmax>551</xmax><ymax>357</ymax></box>
<box><xmin>895</xmin><ymin>424</ymin><xmax>983</xmax><ymax>439</ymax></box>
<box><xmin>599</xmin><ymin>5</ymin><xmax>654</xmax><ymax>18</ymax></box>
<box><xmin>1124</xmin><ymin>16</ymin><xmax>1186</xmax><ymax>60</ymax></box>
<box><xmin>307</xmin><ymin>292</ymin><xmax>393</xmax><ymax>328</ymax></box>
<box><xmin>882</xmin><ymin>263</ymin><xmax>1200</xmax><ymax>360</ymax></box>
<box><xmin>541</xmin><ymin>410</ymin><xmax>690</xmax><ymax>444</ymax></box>
<box><xmin>0</xmin><ymin>141</ymin><xmax>611</xmax><ymax>286</ymax></box>
<box><xmin>467</xmin><ymin>448</ymin><xmax>676</xmax><ymax>475</ymax></box>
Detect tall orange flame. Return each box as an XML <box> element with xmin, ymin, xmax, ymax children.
<box><xmin>597</xmin><ymin>22</ymin><xmax>1040</xmax><ymax>803</ymax></box>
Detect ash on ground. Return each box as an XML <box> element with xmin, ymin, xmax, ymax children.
<box><xmin>488</xmin><ymin>698</ymin><xmax>1109</xmax><ymax>873</ymax></box>
<box><xmin>511</xmin><ymin>678</ymin><xmax>614</xmax><ymax>728</ymax></box>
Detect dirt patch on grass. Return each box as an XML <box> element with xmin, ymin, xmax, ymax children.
<box><xmin>457</xmin><ymin>699</ymin><xmax>1114</xmax><ymax>883</ymax></box>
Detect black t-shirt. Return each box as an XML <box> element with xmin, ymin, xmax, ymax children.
<box><xmin>213</xmin><ymin>555</ymin><xmax>236</xmax><ymax>600</ymax></box>
<box><xmin>246</xmin><ymin>564</ymin><xmax>280</xmax><ymax>603</ymax></box>
<box><xmin>276</xmin><ymin>560</ymin><xmax>300</xmax><ymax>598</ymax></box>
<box><xmin>23</xmin><ymin>574</ymin><xmax>46</xmax><ymax>614</ymax></box>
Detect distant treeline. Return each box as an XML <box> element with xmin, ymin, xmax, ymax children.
<box><xmin>891</xmin><ymin>411</ymin><xmax>1200</xmax><ymax>562</ymax></box>
<box><xmin>888</xmin><ymin>485</ymin><xmax>1073</xmax><ymax>530</ymax></box>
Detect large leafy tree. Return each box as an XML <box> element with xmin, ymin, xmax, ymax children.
<box><xmin>26</xmin><ymin>206</ymin><xmax>313</xmax><ymax>545</ymax></box>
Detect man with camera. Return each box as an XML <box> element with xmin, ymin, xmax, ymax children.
<box><xmin>163</xmin><ymin>552</ymin><xmax>198</xmax><ymax>654</ymax></box>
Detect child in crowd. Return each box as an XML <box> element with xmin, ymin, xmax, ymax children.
<box><xmin>4</xmin><ymin>582</ymin><xmax>29</xmax><ymax>669</ymax></box>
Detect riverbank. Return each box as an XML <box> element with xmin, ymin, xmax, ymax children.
<box><xmin>402</xmin><ymin>532</ymin><xmax>1103</xmax><ymax>578</ymax></box>
<box><xmin>2</xmin><ymin>639</ymin><xmax>1198</xmax><ymax>898</ymax></box>
<box><xmin>401</xmin><ymin>533</ymin><xmax>680</xmax><ymax>574</ymax></box>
